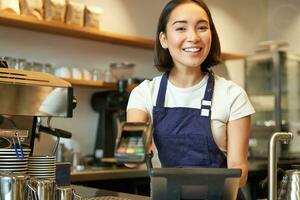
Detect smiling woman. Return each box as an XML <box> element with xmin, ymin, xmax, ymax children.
<box><xmin>126</xmin><ymin>1</ymin><xmax>255</xmax><ymax>200</ymax></box>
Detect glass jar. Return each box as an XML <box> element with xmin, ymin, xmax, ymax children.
<box><xmin>32</xmin><ymin>62</ymin><xmax>43</xmax><ymax>72</ymax></box>
<box><xmin>17</xmin><ymin>58</ymin><xmax>28</xmax><ymax>70</ymax></box>
<box><xmin>3</xmin><ymin>56</ymin><xmax>17</xmax><ymax>69</ymax></box>
<box><xmin>110</xmin><ymin>62</ymin><xmax>135</xmax><ymax>81</ymax></box>
<box><xmin>42</xmin><ymin>63</ymin><xmax>54</xmax><ymax>74</ymax></box>
<box><xmin>92</xmin><ymin>68</ymin><xmax>104</xmax><ymax>80</ymax></box>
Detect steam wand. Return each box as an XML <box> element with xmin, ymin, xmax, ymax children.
<box><xmin>46</xmin><ymin>117</ymin><xmax>61</xmax><ymax>156</ymax></box>
<box><xmin>268</xmin><ymin>132</ymin><xmax>293</xmax><ymax>200</ymax></box>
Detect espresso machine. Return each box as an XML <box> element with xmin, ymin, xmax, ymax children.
<box><xmin>0</xmin><ymin>62</ymin><xmax>76</xmax><ymax>199</ymax></box>
<box><xmin>0</xmin><ymin>63</ymin><xmax>75</xmax><ymax>148</ymax></box>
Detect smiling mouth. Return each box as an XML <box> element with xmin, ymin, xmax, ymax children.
<box><xmin>182</xmin><ymin>47</ymin><xmax>203</xmax><ymax>53</ymax></box>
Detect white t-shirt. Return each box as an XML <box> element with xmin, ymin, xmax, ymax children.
<box><xmin>127</xmin><ymin>74</ymin><xmax>255</xmax><ymax>153</ymax></box>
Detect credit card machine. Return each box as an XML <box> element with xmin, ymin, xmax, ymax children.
<box><xmin>114</xmin><ymin>122</ymin><xmax>152</xmax><ymax>163</ymax></box>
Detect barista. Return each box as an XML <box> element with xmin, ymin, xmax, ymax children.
<box><xmin>126</xmin><ymin>0</ymin><xmax>255</xmax><ymax>199</ymax></box>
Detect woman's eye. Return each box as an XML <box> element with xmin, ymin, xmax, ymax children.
<box><xmin>198</xmin><ymin>26</ymin><xmax>208</xmax><ymax>31</ymax></box>
<box><xmin>175</xmin><ymin>27</ymin><xmax>186</xmax><ymax>31</ymax></box>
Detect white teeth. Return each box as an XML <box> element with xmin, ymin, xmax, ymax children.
<box><xmin>183</xmin><ymin>47</ymin><xmax>201</xmax><ymax>52</ymax></box>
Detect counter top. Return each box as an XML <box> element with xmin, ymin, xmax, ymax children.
<box><xmin>71</xmin><ymin>166</ymin><xmax>148</xmax><ymax>182</ymax></box>
<box><xmin>73</xmin><ymin>185</ymin><xmax>149</xmax><ymax>200</ymax></box>
<box><xmin>248</xmin><ymin>157</ymin><xmax>300</xmax><ymax>171</ymax></box>
<box><xmin>71</xmin><ymin>159</ymin><xmax>300</xmax><ymax>183</ymax></box>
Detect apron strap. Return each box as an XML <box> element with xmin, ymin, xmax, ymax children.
<box><xmin>156</xmin><ymin>72</ymin><xmax>168</xmax><ymax>107</ymax></box>
<box><xmin>200</xmin><ymin>73</ymin><xmax>214</xmax><ymax>117</ymax></box>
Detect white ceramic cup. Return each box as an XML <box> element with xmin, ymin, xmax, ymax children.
<box><xmin>82</xmin><ymin>68</ymin><xmax>92</xmax><ymax>80</ymax></box>
<box><xmin>71</xmin><ymin>68</ymin><xmax>83</xmax><ymax>80</ymax></box>
<box><xmin>54</xmin><ymin>66</ymin><xmax>72</xmax><ymax>78</ymax></box>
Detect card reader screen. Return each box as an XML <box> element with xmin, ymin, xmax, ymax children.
<box><xmin>122</xmin><ymin>130</ymin><xmax>143</xmax><ymax>138</ymax></box>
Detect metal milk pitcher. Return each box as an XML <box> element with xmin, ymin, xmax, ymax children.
<box><xmin>56</xmin><ymin>186</ymin><xmax>74</xmax><ymax>200</ymax></box>
<box><xmin>0</xmin><ymin>172</ymin><xmax>29</xmax><ymax>200</ymax></box>
<box><xmin>278</xmin><ymin>169</ymin><xmax>300</xmax><ymax>200</ymax></box>
<box><xmin>28</xmin><ymin>178</ymin><xmax>55</xmax><ymax>200</ymax></box>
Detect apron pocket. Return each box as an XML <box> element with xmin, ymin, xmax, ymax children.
<box><xmin>155</xmin><ymin>134</ymin><xmax>211</xmax><ymax>167</ymax></box>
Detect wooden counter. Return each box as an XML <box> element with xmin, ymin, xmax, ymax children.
<box><xmin>71</xmin><ymin>167</ymin><xmax>148</xmax><ymax>183</ymax></box>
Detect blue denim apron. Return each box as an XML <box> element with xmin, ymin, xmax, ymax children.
<box><xmin>152</xmin><ymin>72</ymin><xmax>245</xmax><ymax>200</ymax></box>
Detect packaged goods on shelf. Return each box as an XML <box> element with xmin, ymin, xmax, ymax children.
<box><xmin>20</xmin><ymin>0</ymin><xmax>43</xmax><ymax>20</ymax></box>
<box><xmin>65</xmin><ymin>1</ymin><xmax>84</xmax><ymax>27</ymax></box>
<box><xmin>0</xmin><ymin>0</ymin><xmax>20</xmax><ymax>15</ymax></box>
<box><xmin>84</xmin><ymin>5</ymin><xmax>103</xmax><ymax>30</ymax></box>
<box><xmin>44</xmin><ymin>0</ymin><xmax>66</xmax><ymax>22</ymax></box>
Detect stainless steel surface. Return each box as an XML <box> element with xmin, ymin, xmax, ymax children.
<box><xmin>56</xmin><ymin>186</ymin><xmax>74</xmax><ymax>200</ymax></box>
<box><xmin>278</xmin><ymin>170</ymin><xmax>300</xmax><ymax>200</ymax></box>
<box><xmin>268</xmin><ymin>132</ymin><xmax>293</xmax><ymax>200</ymax></box>
<box><xmin>72</xmin><ymin>184</ymin><xmax>149</xmax><ymax>200</ymax></box>
<box><xmin>0</xmin><ymin>68</ymin><xmax>73</xmax><ymax>117</ymax></box>
<box><xmin>29</xmin><ymin>178</ymin><xmax>55</xmax><ymax>200</ymax></box>
<box><xmin>0</xmin><ymin>172</ymin><xmax>29</xmax><ymax>200</ymax></box>
<box><xmin>27</xmin><ymin>184</ymin><xmax>39</xmax><ymax>200</ymax></box>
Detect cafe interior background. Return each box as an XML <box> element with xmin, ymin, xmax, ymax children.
<box><xmin>0</xmin><ymin>0</ymin><xmax>300</xmax><ymax>190</ymax></box>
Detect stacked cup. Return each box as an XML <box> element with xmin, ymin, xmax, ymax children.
<box><xmin>28</xmin><ymin>156</ymin><xmax>56</xmax><ymax>179</ymax></box>
<box><xmin>27</xmin><ymin>156</ymin><xmax>56</xmax><ymax>200</ymax></box>
<box><xmin>0</xmin><ymin>148</ymin><xmax>31</xmax><ymax>174</ymax></box>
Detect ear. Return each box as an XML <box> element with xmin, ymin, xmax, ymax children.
<box><xmin>159</xmin><ymin>32</ymin><xmax>168</xmax><ymax>49</ymax></box>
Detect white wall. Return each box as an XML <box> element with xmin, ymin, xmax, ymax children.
<box><xmin>207</xmin><ymin>0</ymin><xmax>268</xmax><ymax>87</ymax></box>
<box><xmin>208</xmin><ymin>0</ymin><xmax>268</xmax><ymax>53</ymax></box>
<box><xmin>0</xmin><ymin>0</ymin><xmax>273</xmax><ymax>155</ymax></box>
<box><xmin>267</xmin><ymin>0</ymin><xmax>300</xmax><ymax>53</ymax></box>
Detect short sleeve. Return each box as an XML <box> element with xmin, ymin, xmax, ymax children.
<box><xmin>228</xmin><ymin>87</ymin><xmax>255</xmax><ymax>121</ymax></box>
<box><xmin>127</xmin><ymin>81</ymin><xmax>150</xmax><ymax>113</ymax></box>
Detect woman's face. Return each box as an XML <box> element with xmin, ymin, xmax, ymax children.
<box><xmin>160</xmin><ymin>2</ymin><xmax>212</xmax><ymax>70</ymax></box>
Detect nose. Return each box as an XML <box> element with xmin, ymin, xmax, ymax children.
<box><xmin>187</xmin><ymin>29</ymin><xmax>200</xmax><ymax>43</ymax></box>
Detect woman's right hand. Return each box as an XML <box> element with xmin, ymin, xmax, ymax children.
<box><xmin>125</xmin><ymin>109</ymin><xmax>151</xmax><ymax>168</ymax></box>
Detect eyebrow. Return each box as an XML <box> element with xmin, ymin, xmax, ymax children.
<box><xmin>172</xmin><ymin>19</ymin><xmax>209</xmax><ymax>25</ymax></box>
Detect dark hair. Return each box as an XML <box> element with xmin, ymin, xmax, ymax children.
<box><xmin>154</xmin><ymin>0</ymin><xmax>221</xmax><ymax>72</ymax></box>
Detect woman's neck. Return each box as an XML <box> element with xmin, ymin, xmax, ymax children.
<box><xmin>168</xmin><ymin>67</ymin><xmax>205</xmax><ymax>88</ymax></box>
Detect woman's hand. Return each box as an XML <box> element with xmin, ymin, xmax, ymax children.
<box><xmin>125</xmin><ymin>109</ymin><xmax>150</xmax><ymax>168</ymax></box>
<box><xmin>227</xmin><ymin>116</ymin><xmax>251</xmax><ymax>187</ymax></box>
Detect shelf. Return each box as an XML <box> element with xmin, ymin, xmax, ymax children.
<box><xmin>0</xmin><ymin>11</ymin><xmax>153</xmax><ymax>49</ymax></box>
<box><xmin>64</xmin><ymin>78</ymin><xmax>115</xmax><ymax>88</ymax></box>
<box><xmin>64</xmin><ymin>78</ymin><xmax>138</xmax><ymax>91</ymax></box>
<box><xmin>0</xmin><ymin>11</ymin><xmax>247</xmax><ymax>59</ymax></box>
